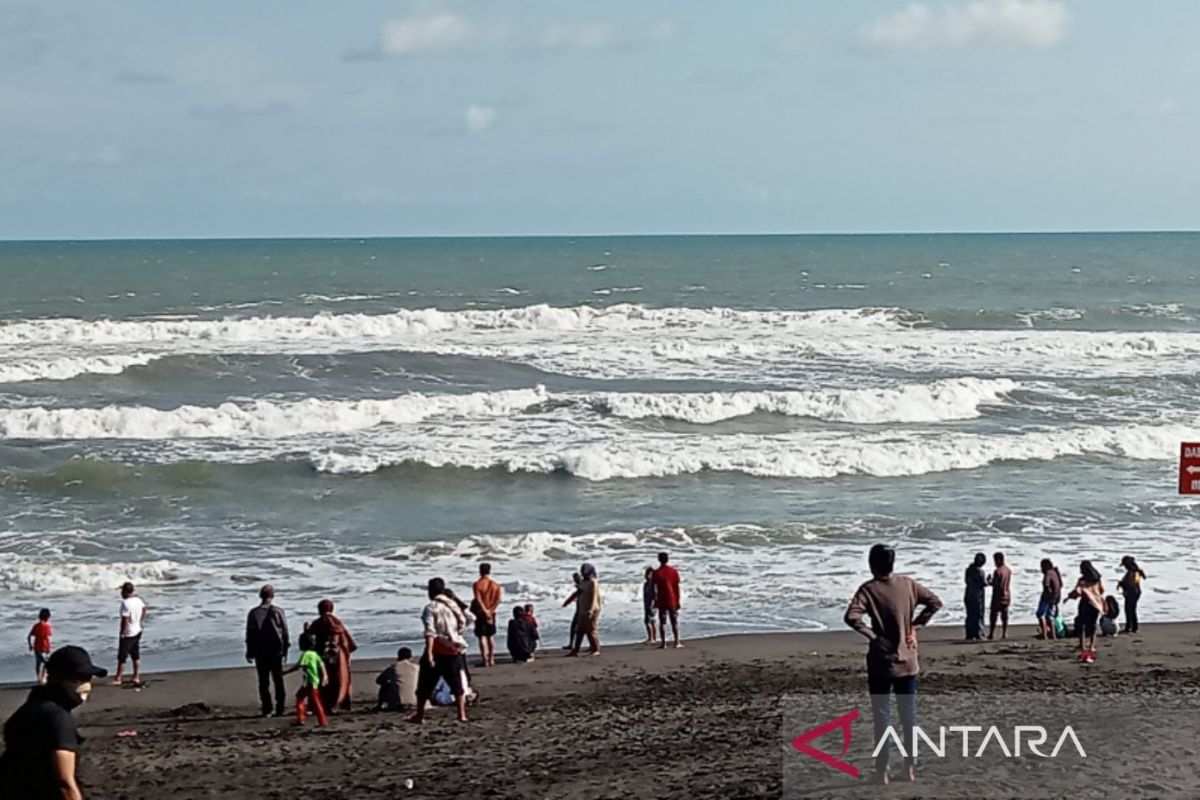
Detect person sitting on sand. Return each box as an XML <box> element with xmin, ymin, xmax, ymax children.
<box><xmin>1118</xmin><ymin>556</ymin><xmax>1146</xmax><ymax>634</ymax></box>
<box><xmin>562</xmin><ymin>572</ymin><xmax>582</xmax><ymax>649</ymax></box>
<box><xmin>642</xmin><ymin>567</ymin><xmax>658</xmax><ymax>644</ymax></box>
<box><xmin>307</xmin><ymin>599</ymin><xmax>357</xmax><ymax>713</ymax></box>
<box><xmin>113</xmin><ymin>581</ymin><xmax>148</xmax><ymax>687</ymax></box>
<box><xmin>1036</xmin><ymin>559</ymin><xmax>1063</xmax><ymax>640</ymax></box>
<box><xmin>408</xmin><ymin>578</ymin><xmax>470</xmax><ymax>725</ymax></box>
<box><xmin>374</xmin><ymin>647</ymin><xmax>418</xmax><ymax>712</ymax></box>
<box><xmin>284</xmin><ymin>633</ymin><xmax>328</xmax><ymax>727</ymax></box>
<box><xmin>652</xmin><ymin>552</ymin><xmax>684</xmax><ymax>649</ymax></box>
<box><xmin>987</xmin><ymin>552</ymin><xmax>1012</xmax><ymax>640</ymax></box>
<box><xmin>1067</xmin><ymin>560</ymin><xmax>1105</xmax><ymax>664</ymax></box>
<box><xmin>507</xmin><ymin>606</ymin><xmax>538</xmax><ymax>663</ymax></box>
<box><xmin>845</xmin><ymin>544</ymin><xmax>943</xmax><ymax>786</ymax></box>
<box><xmin>568</xmin><ymin>563</ymin><xmax>602</xmax><ymax>657</ymax></box>
<box><xmin>28</xmin><ymin>608</ymin><xmax>53</xmax><ymax>685</ymax></box>
<box><xmin>472</xmin><ymin>563</ymin><xmax>502</xmax><ymax>668</ymax></box>
<box><xmin>523</xmin><ymin>603</ymin><xmax>540</xmax><ymax>651</ymax></box>
<box><xmin>1100</xmin><ymin>596</ymin><xmax>1121</xmax><ymax>637</ymax></box>
<box><xmin>963</xmin><ymin>554</ymin><xmax>986</xmax><ymax>641</ymax></box>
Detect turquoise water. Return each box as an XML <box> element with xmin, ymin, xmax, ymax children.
<box><xmin>0</xmin><ymin>233</ymin><xmax>1197</xmax><ymax>680</ymax></box>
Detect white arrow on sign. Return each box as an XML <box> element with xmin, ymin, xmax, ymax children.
<box><xmin>1189</xmin><ymin>466</ymin><xmax>1200</xmax><ymax>475</ymax></box>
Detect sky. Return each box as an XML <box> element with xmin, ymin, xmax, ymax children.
<box><xmin>1</xmin><ymin>0</ymin><xmax>1197</xmax><ymax>239</ymax></box>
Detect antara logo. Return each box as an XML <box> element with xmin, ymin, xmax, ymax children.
<box><xmin>791</xmin><ymin>709</ymin><xmax>1087</xmax><ymax>778</ymax></box>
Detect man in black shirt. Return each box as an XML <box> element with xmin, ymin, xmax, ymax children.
<box><xmin>0</xmin><ymin>645</ymin><xmax>107</xmax><ymax>800</ymax></box>
<box><xmin>245</xmin><ymin>583</ymin><xmax>290</xmax><ymax>716</ymax></box>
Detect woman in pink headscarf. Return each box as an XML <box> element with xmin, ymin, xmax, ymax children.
<box><xmin>307</xmin><ymin>599</ymin><xmax>358</xmax><ymax>712</ymax></box>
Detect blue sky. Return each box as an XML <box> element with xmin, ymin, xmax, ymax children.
<box><xmin>1</xmin><ymin>1</ymin><xmax>1197</xmax><ymax>238</ymax></box>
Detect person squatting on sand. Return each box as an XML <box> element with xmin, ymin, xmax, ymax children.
<box><xmin>507</xmin><ymin>606</ymin><xmax>538</xmax><ymax>663</ymax></box>
<box><xmin>409</xmin><ymin>578</ymin><xmax>470</xmax><ymax>724</ymax></box>
<box><xmin>652</xmin><ymin>551</ymin><xmax>683</xmax><ymax>649</ymax></box>
<box><xmin>0</xmin><ymin>645</ymin><xmax>107</xmax><ymax>800</ymax></box>
<box><xmin>642</xmin><ymin>567</ymin><xmax>658</xmax><ymax>644</ymax></box>
<box><xmin>987</xmin><ymin>551</ymin><xmax>1012</xmax><ymax>640</ymax></box>
<box><xmin>568</xmin><ymin>563</ymin><xmax>602</xmax><ymax>656</ymax></box>
<box><xmin>374</xmin><ymin>647</ymin><xmax>418</xmax><ymax>713</ymax></box>
<box><xmin>471</xmin><ymin>563</ymin><xmax>502</xmax><ymax>668</ymax></box>
<box><xmin>29</xmin><ymin>608</ymin><xmax>53</xmax><ymax>685</ymax></box>
<box><xmin>522</xmin><ymin>603</ymin><xmax>540</xmax><ymax>651</ymax></box>
<box><xmin>1118</xmin><ymin>555</ymin><xmax>1146</xmax><ymax>634</ymax></box>
<box><xmin>245</xmin><ymin>584</ymin><xmax>290</xmax><ymax>717</ymax></box>
<box><xmin>1068</xmin><ymin>560</ymin><xmax>1105</xmax><ymax>664</ymax></box>
<box><xmin>113</xmin><ymin>582</ymin><xmax>148</xmax><ymax>687</ymax></box>
<box><xmin>1037</xmin><ymin>559</ymin><xmax>1063</xmax><ymax>640</ymax></box>
<box><xmin>284</xmin><ymin>633</ymin><xmax>328</xmax><ymax>727</ymax></box>
<box><xmin>963</xmin><ymin>553</ymin><xmax>987</xmax><ymax>641</ymax></box>
<box><xmin>307</xmin><ymin>599</ymin><xmax>357</xmax><ymax>713</ymax></box>
<box><xmin>561</xmin><ymin>572</ymin><xmax>582</xmax><ymax>649</ymax></box>
<box><xmin>845</xmin><ymin>544</ymin><xmax>943</xmax><ymax>786</ymax></box>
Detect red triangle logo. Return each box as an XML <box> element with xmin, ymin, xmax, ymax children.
<box><xmin>790</xmin><ymin>708</ymin><xmax>860</xmax><ymax>779</ymax></box>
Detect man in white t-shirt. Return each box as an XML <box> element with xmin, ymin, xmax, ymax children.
<box><xmin>114</xmin><ymin>581</ymin><xmax>148</xmax><ymax>686</ymax></box>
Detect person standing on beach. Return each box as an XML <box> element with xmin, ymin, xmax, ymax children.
<box><xmin>845</xmin><ymin>544</ymin><xmax>942</xmax><ymax>786</ymax></box>
<box><xmin>1036</xmin><ymin>559</ymin><xmax>1063</xmax><ymax>640</ymax></box>
<box><xmin>307</xmin><ymin>599</ymin><xmax>357</xmax><ymax>712</ymax></box>
<box><xmin>986</xmin><ymin>552</ymin><xmax>1012</xmax><ymax>640</ymax></box>
<box><xmin>963</xmin><ymin>554</ymin><xmax>987</xmax><ymax>641</ymax></box>
<box><xmin>472</xmin><ymin>563</ymin><xmax>502</xmax><ymax>668</ymax></box>
<box><xmin>652</xmin><ymin>552</ymin><xmax>683</xmax><ymax>649</ymax></box>
<box><xmin>562</xmin><ymin>572</ymin><xmax>582</xmax><ymax>649</ymax></box>
<box><xmin>245</xmin><ymin>584</ymin><xmax>290</xmax><ymax>717</ymax></box>
<box><xmin>408</xmin><ymin>578</ymin><xmax>470</xmax><ymax>724</ymax></box>
<box><xmin>1118</xmin><ymin>556</ymin><xmax>1146</xmax><ymax>634</ymax></box>
<box><xmin>0</xmin><ymin>645</ymin><xmax>107</xmax><ymax>800</ymax></box>
<box><xmin>28</xmin><ymin>609</ymin><xmax>53</xmax><ymax>685</ymax></box>
<box><xmin>1067</xmin><ymin>560</ymin><xmax>1105</xmax><ymax>663</ymax></box>
<box><xmin>568</xmin><ymin>563</ymin><xmax>602</xmax><ymax>657</ymax></box>
<box><xmin>113</xmin><ymin>582</ymin><xmax>147</xmax><ymax>686</ymax></box>
<box><xmin>642</xmin><ymin>568</ymin><xmax>657</xmax><ymax>644</ymax></box>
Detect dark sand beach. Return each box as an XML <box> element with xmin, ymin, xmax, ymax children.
<box><xmin>4</xmin><ymin>623</ymin><xmax>1199</xmax><ymax>799</ymax></box>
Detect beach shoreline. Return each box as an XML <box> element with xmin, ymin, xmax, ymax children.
<box><xmin>6</xmin><ymin>623</ymin><xmax>1199</xmax><ymax>799</ymax></box>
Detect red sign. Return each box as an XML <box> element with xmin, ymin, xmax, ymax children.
<box><xmin>1182</xmin><ymin>442</ymin><xmax>1200</xmax><ymax>495</ymax></box>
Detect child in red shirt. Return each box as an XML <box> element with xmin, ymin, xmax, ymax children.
<box><xmin>28</xmin><ymin>608</ymin><xmax>52</xmax><ymax>684</ymax></box>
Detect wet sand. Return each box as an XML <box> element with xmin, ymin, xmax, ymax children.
<box><xmin>3</xmin><ymin>623</ymin><xmax>1199</xmax><ymax>799</ymax></box>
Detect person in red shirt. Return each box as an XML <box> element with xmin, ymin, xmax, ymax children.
<box><xmin>651</xmin><ymin>552</ymin><xmax>684</xmax><ymax>649</ymax></box>
<box><xmin>27</xmin><ymin>608</ymin><xmax>53</xmax><ymax>684</ymax></box>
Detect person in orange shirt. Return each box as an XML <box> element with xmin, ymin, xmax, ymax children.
<box><xmin>28</xmin><ymin>609</ymin><xmax>53</xmax><ymax>685</ymax></box>
<box><xmin>471</xmin><ymin>563</ymin><xmax>502</xmax><ymax>667</ymax></box>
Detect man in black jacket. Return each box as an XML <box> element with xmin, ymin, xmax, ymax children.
<box><xmin>245</xmin><ymin>584</ymin><xmax>290</xmax><ymax>717</ymax></box>
<box><xmin>0</xmin><ymin>645</ymin><xmax>107</xmax><ymax>800</ymax></box>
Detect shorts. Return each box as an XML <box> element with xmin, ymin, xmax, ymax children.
<box><xmin>118</xmin><ymin>633</ymin><xmax>142</xmax><ymax>664</ymax></box>
<box><xmin>644</xmin><ymin>608</ymin><xmax>654</xmax><ymax>625</ymax></box>
<box><xmin>34</xmin><ymin>651</ymin><xmax>49</xmax><ymax>673</ymax></box>
<box><xmin>1036</xmin><ymin>600</ymin><xmax>1058</xmax><ymax>620</ymax></box>
<box><xmin>416</xmin><ymin>653</ymin><xmax>465</xmax><ymax>701</ymax></box>
<box><xmin>1078</xmin><ymin>603</ymin><xmax>1100</xmax><ymax>637</ymax></box>
<box><xmin>474</xmin><ymin>619</ymin><xmax>497</xmax><ymax>638</ymax></box>
<box><xmin>657</xmin><ymin>606</ymin><xmax>679</xmax><ymax>622</ymax></box>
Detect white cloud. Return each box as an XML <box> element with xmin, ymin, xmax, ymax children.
<box><xmin>862</xmin><ymin>0</ymin><xmax>1069</xmax><ymax>50</ymax></box>
<box><xmin>541</xmin><ymin>21</ymin><xmax>616</xmax><ymax>51</ymax></box>
<box><xmin>380</xmin><ymin>12</ymin><xmax>504</xmax><ymax>56</ymax></box>
<box><xmin>464</xmin><ymin>103</ymin><xmax>497</xmax><ymax>133</ymax></box>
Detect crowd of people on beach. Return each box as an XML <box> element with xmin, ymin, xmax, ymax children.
<box><xmin>2</xmin><ymin>542</ymin><xmax>1151</xmax><ymax>796</ymax></box>
<box><xmin>961</xmin><ymin>551</ymin><xmax>1146</xmax><ymax>664</ymax></box>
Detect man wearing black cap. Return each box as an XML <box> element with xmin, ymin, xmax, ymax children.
<box><xmin>0</xmin><ymin>645</ymin><xmax>107</xmax><ymax>800</ymax></box>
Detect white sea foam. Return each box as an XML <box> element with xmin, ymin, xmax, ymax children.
<box><xmin>591</xmin><ymin>378</ymin><xmax>1018</xmax><ymax>424</ymax></box>
<box><xmin>0</xmin><ymin>387</ymin><xmax>548</xmax><ymax>440</ymax></box>
<box><xmin>0</xmin><ymin>354</ymin><xmax>160</xmax><ymax>384</ymax></box>
<box><xmin>0</xmin><ymin>556</ymin><xmax>184</xmax><ymax>593</ymax></box>
<box><xmin>309</xmin><ymin>422</ymin><xmax>1194</xmax><ymax>480</ymax></box>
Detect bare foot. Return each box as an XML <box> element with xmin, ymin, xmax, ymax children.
<box><xmin>903</xmin><ymin>765</ymin><xmax>916</xmax><ymax>782</ymax></box>
<box><xmin>456</xmin><ymin>717</ymin><xmax>470</xmax><ymax>724</ymax></box>
<box><xmin>109</xmin><ymin>679</ymin><xmax>124</xmax><ymax>686</ymax></box>
<box><xmin>590</xmin><ymin>650</ymin><xmax>601</xmax><ymax>657</ymax></box>
<box><xmin>874</xmin><ymin>771</ymin><xmax>890</xmax><ymax>786</ymax></box>
<box><xmin>674</xmin><ymin>642</ymin><xmax>685</xmax><ymax>649</ymax></box>
<box><xmin>404</xmin><ymin>715</ymin><xmax>424</xmax><ymax>725</ymax></box>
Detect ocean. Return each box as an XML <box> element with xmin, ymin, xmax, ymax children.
<box><xmin>1</xmin><ymin>232</ymin><xmax>1197</xmax><ymax>681</ymax></box>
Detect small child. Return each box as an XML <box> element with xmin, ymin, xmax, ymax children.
<box><xmin>642</xmin><ymin>567</ymin><xmax>658</xmax><ymax>644</ymax></box>
<box><xmin>284</xmin><ymin>633</ymin><xmax>328</xmax><ymax>726</ymax></box>
<box><xmin>28</xmin><ymin>609</ymin><xmax>52</xmax><ymax>685</ymax></box>
<box><xmin>374</xmin><ymin>647</ymin><xmax>416</xmax><ymax>712</ymax></box>
<box><xmin>523</xmin><ymin>603</ymin><xmax>540</xmax><ymax>651</ymax></box>
<box><xmin>1099</xmin><ymin>596</ymin><xmax>1121</xmax><ymax>638</ymax></box>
